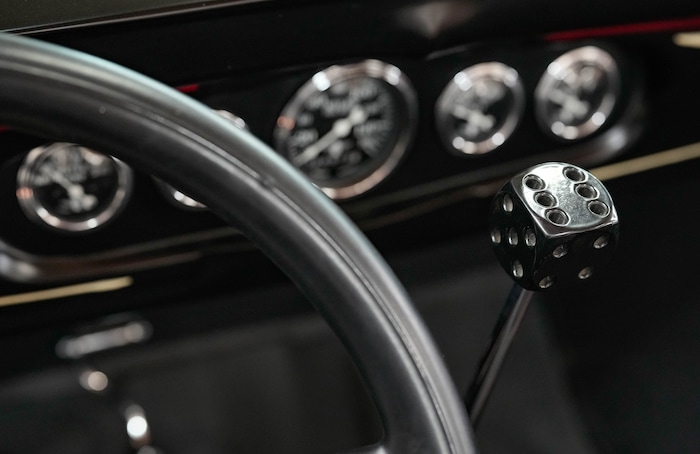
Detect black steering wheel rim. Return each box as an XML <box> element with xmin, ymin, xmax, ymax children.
<box><xmin>0</xmin><ymin>33</ymin><xmax>476</xmax><ymax>453</ymax></box>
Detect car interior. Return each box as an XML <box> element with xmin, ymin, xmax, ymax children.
<box><xmin>1</xmin><ymin>1</ymin><xmax>700</xmax><ymax>453</ymax></box>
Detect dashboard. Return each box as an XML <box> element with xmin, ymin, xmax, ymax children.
<box><xmin>3</xmin><ymin>1</ymin><xmax>700</xmax><ymax>453</ymax></box>
<box><xmin>0</xmin><ymin>2</ymin><xmax>679</xmax><ymax>285</ymax></box>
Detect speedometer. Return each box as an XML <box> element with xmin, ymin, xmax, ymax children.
<box><xmin>274</xmin><ymin>60</ymin><xmax>417</xmax><ymax>200</ymax></box>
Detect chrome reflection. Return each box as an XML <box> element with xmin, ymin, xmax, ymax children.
<box><xmin>56</xmin><ymin>319</ymin><xmax>152</xmax><ymax>359</ymax></box>
<box><xmin>79</xmin><ymin>369</ymin><xmax>110</xmax><ymax>393</ymax></box>
<box><xmin>78</xmin><ymin>367</ymin><xmax>161</xmax><ymax>453</ymax></box>
<box><xmin>125</xmin><ymin>404</ymin><xmax>153</xmax><ymax>449</ymax></box>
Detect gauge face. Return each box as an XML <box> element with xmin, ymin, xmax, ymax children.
<box><xmin>17</xmin><ymin>142</ymin><xmax>133</xmax><ymax>232</ymax></box>
<box><xmin>436</xmin><ymin>62</ymin><xmax>525</xmax><ymax>155</ymax></box>
<box><xmin>274</xmin><ymin>60</ymin><xmax>417</xmax><ymax>200</ymax></box>
<box><xmin>535</xmin><ymin>46</ymin><xmax>620</xmax><ymax>141</ymax></box>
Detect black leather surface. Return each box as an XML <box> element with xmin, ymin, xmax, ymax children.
<box><xmin>0</xmin><ymin>33</ymin><xmax>475</xmax><ymax>453</ymax></box>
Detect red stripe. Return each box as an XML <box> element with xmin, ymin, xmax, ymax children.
<box><xmin>545</xmin><ymin>16</ymin><xmax>700</xmax><ymax>41</ymax></box>
<box><xmin>176</xmin><ymin>83</ymin><xmax>200</xmax><ymax>94</ymax></box>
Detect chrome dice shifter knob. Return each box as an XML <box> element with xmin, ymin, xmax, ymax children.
<box><xmin>489</xmin><ymin>162</ymin><xmax>619</xmax><ymax>290</ymax></box>
<box><xmin>466</xmin><ymin>162</ymin><xmax>619</xmax><ymax>426</ymax></box>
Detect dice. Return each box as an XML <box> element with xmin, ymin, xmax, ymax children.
<box><xmin>490</xmin><ymin>162</ymin><xmax>619</xmax><ymax>290</ymax></box>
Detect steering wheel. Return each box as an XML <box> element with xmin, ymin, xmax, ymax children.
<box><xmin>0</xmin><ymin>33</ymin><xmax>476</xmax><ymax>453</ymax></box>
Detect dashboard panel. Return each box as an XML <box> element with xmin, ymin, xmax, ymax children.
<box><xmin>0</xmin><ymin>26</ymin><xmax>654</xmax><ymax>282</ymax></box>
<box><xmin>1</xmin><ymin>0</ymin><xmax>699</xmax><ymax>337</ymax></box>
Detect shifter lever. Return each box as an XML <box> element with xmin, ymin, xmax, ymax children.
<box><xmin>465</xmin><ymin>162</ymin><xmax>619</xmax><ymax>425</ymax></box>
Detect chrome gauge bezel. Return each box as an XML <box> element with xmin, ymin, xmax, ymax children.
<box><xmin>535</xmin><ymin>46</ymin><xmax>620</xmax><ymax>141</ymax></box>
<box><xmin>274</xmin><ymin>60</ymin><xmax>418</xmax><ymax>200</ymax></box>
<box><xmin>16</xmin><ymin>143</ymin><xmax>134</xmax><ymax>232</ymax></box>
<box><xmin>154</xmin><ymin>178</ymin><xmax>207</xmax><ymax>211</ymax></box>
<box><xmin>435</xmin><ymin>62</ymin><xmax>525</xmax><ymax>156</ymax></box>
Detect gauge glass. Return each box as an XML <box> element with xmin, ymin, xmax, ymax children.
<box><xmin>274</xmin><ymin>60</ymin><xmax>417</xmax><ymax>200</ymax></box>
<box><xmin>535</xmin><ymin>46</ymin><xmax>620</xmax><ymax>141</ymax></box>
<box><xmin>436</xmin><ymin>62</ymin><xmax>524</xmax><ymax>155</ymax></box>
<box><xmin>17</xmin><ymin>142</ymin><xmax>133</xmax><ymax>232</ymax></box>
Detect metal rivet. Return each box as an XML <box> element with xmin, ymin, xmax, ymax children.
<box><xmin>553</xmin><ymin>244</ymin><xmax>568</xmax><ymax>258</ymax></box>
<box><xmin>507</xmin><ymin>228</ymin><xmax>519</xmax><ymax>246</ymax></box>
<box><xmin>502</xmin><ymin>194</ymin><xmax>514</xmax><ymax>213</ymax></box>
<box><xmin>539</xmin><ymin>276</ymin><xmax>556</xmax><ymax>289</ymax></box>
<box><xmin>524</xmin><ymin>228</ymin><xmax>536</xmax><ymax>247</ymax></box>
<box><xmin>578</xmin><ymin>267</ymin><xmax>593</xmax><ymax>280</ymax></box>
<box><xmin>491</xmin><ymin>228</ymin><xmax>502</xmax><ymax>244</ymax></box>
<box><xmin>512</xmin><ymin>261</ymin><xmax>524</xmax><ymax>278</ymax></box>
<box><xmin>593</xmin><ymin>235</ymin><xmax>609</xmax><ymax>249</ymax></box>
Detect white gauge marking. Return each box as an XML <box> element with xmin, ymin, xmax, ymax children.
<box><xmin>293</xmin><ymin>106</ymin><xmax>368</xmax><ymax>167</ymax></box>
<box><xmin>40</xmin><ymin>166</ymin><xmax>98</xmax><ymax>213</ymax></box>
<box><xmin>547</xmin><ymin>88</ymin><xmax>591</xmax><ymax>123</ymax></box>
<box><xmin>451</xmin><ymin>105</ymin><xmax>496</xmax><ymax>138</ymax></box>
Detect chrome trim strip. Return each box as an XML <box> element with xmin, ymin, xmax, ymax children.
<box><xmin>355</xmin><ymin>140</ymin><xmax>700</xmax><ymax>230</ymax></box>
<box><xmin>591</xmin><ymin>141</ymin><xmax>700</xmax><ymax>181</ymax></box>
<box><xmin>0</xmin><ymin>227</ymin><xmax>242</xmax><ymax>284</ymax></box>
<box><xmin>674</xmin><ymin>32</ymin><xmax>700</xmax><ymax>49</ymax></box>
<box><xmin>0</xmin><ymin>276</ymin><xmax>133</xmax><ymax>307</ymax></box>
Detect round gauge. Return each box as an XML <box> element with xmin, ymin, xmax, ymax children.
<box><xmin>16</xmin><ymin>142</ymin><xmax>133</xmax><ymax>232</ymax></box>
<box><xmin>535</xmin><ymin>46</ymin><xmax>620</xmax><ymax>141</ymax></box>
<box><xmin>436</xmin><ymin>62</ymin><xmax>525</xmax><ymax>155</ymax></box>
<box><xmin>274</xmin><ymin>60</ymin><xmax>417</xmax><ymax>200</ymax></box>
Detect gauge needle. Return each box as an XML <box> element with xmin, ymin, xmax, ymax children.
<box><xmin>451</xmin><ymin>105</ymin><xmax>495</xmax><ymax>136</ymax></box>
<box><xmin>41</xmin><ymin>167</ymin><xmax>98</xmax><ymax>212</ymax></box>
<box><xmin>547</xmin><ymin>88</ymin><xmax>590</xmax><ymax>122</ymax></box>
<box><xmin>293</xmin><ymin>106</ymin><xmax>368</xmax><ymax>167</ymax></box>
